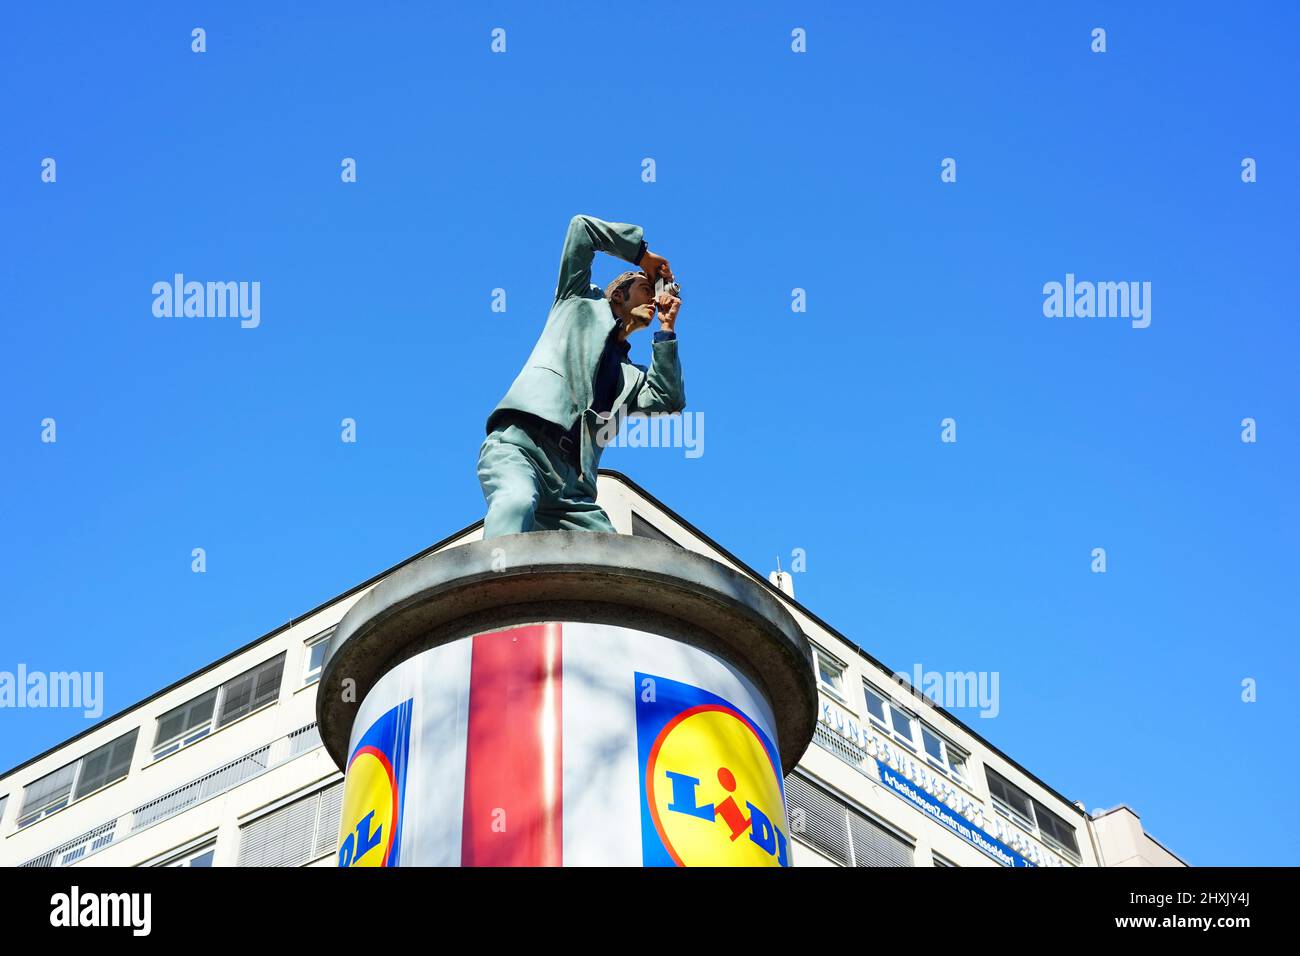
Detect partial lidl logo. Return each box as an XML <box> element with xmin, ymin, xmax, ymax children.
<box><xmin>338</xmin><ymin>699</ymin><xmax>412</xmax><ymax>867</ymax></box>
<box><xmin>636</xmin><ymin>672</ymin><xmax>790</xmax><ymax>866</ymax></box>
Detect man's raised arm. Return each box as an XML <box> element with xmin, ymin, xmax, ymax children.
<box><xmin>554</xmin><ymin>214</ymin><xmax>647</xmax><ymax>301</ymax></box>
<box><xmin>630</xmin><ymin>293</ymin><xmax>686</xmax><ymax>414</ymax></box>
<box><xmin>630</xmin><ymin>336</ymin><xmax>686</xmax><ymax>414</ymax></box>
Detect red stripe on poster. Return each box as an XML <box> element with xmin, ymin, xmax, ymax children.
<box><xmin>461</xmin><ymin>622</ymin><xmax>563</xmax><ymax>866</ymax></box>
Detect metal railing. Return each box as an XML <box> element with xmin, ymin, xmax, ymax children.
<box><xmin>20</xmin><ymin>722</ymin><xmax>323</xmax><ymax>868</ymax></box>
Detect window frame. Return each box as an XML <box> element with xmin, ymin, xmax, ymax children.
<box><xmin>1031</xmin><ymin>798</ymin><xmax>1082</xmax><ymax>861</ymax></box>
<box><xmin>17</xmin><ymin>728</ymin><xmax>139</xmax><ymax>829</ymax></box>
<box><xmin>812</xmin><ymin>645</ymin><xmax>850</xmax><ymax>703</ymax></box>
<box><xmin>785</xmin><ymin>771</ymin><xmax>915</xmax><ymax>867</ymax></box>
<box><xmin>630</xmin><ymin>511</ymin><xmax>681</xmax><ymax>546</ymax></box>
<box><xmin>986</xmin><ymin>767</ymin><xmax>1036</xmax><ymax>831</ymax></box>
<box><xmin>215</xmin><ymin>654</ymin><xmax>284</xmax><ymax>728</ymax></box>
<box><xmin>158</xmin><ymin>839</ymin><xmax>218</xmax><ymax>868</ymax></box>
<box><xmin>863</xmin><ymin>682</ymin><xmax>918</xmax><ymax>750</ymax></box>
<box><xmin>302</xmin><ymin>627</ymin><xmax>336</xmax><ymax>686</ymax></box>
<box><xmin>152</xmin><ymin>687</ymin><xmax>218</xmax><ymax>758</ymax></box>
<box><xmin>16</xmin><ymin>761</ymin><xmax>77</xmax><ymax>827</ymax></box>
<box><xmin>237</xmin><ymin>780</ymin><xmax>343</xmax><ymax>867</ymax></box>
<box><xmin>920</xmin><ymin>724</ymin><xmax>970</xmax><ymax>783</ymax></box>
<box><xmin>142</xmin><ymin>832</ymin><xmax>220</xmax><ymax>867</ymax></box>
<box><xmin>151</xmin><ymin>653</ymin><xmax>286</xmax><ymax>762</ymax></box>
<box><xmin>73</xmin><ymin>730</ymin><xmax>139</xmax><ymax>800</ymax></box>
<box><xmin>986</xmin><ymin>766</ymin><xmax>1079</xmax><ymax>860</ymax></box>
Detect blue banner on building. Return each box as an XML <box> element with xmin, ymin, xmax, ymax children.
<box><xmin>875</xmin><ymin>762</ymin><xmax>1034</xmax><ymax>868</ymax></box>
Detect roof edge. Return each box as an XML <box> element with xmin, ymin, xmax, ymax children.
<box><xmin>596</xmin><ymin>468</ymin><xmax>1094</xmax><ymax>822</ymax></box>
<box><xmin>0</xmin><ymin>519</ymin><xmax>487</xmax><ymax>784</ymax></box>
<box><xmin>4</xmin><ymin>467</ymin><xmax>1105</xmax><ymax>828</ymax></box>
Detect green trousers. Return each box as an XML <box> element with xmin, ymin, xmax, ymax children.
<box><xmin>476</xmin><ymin>418</ymin><xmax>616</xmax><ymax>539</ymax></box>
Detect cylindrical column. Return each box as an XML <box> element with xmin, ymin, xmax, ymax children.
<box><xmin>317</xmin><ymin>531</ymin><xmax>816</xmax><ymax>867</ymax></box>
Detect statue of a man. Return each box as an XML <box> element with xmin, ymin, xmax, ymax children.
<box><xmin>477</xmin><ymin>214</ymin><xmax>685</xmax><ymax>539</ymax></box>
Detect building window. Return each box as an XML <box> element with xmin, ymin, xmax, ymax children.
<box><xmin>631</xmin><ymin>512</ymin><xmax>679</xmax><ymax>545</ymax></box>
<box><xmin>0</xmin><ymin>794</ymin><xmax>8</xmax><ymax>826</ymax></box>
<box><xmin>237</xmin><ymin>781</ymin><xmax>342</xmax><ymax>867</ymax></box>
<box><xmin>985</xmin><ymin>767</ymin><xmax>1078</xmax><ymax>859</ymax></box>
<box><xmin>157</xmin><ymin>840</ymin><xmax>217</xmax><ymax>867</ymax></box>
<box><xmin>920</xmin><ymin>725</ymin><xmax>969</xmax><ymax>782</ymax></box>
<box><xmin>18</xmin><ymin>765</ymin><xmax>76</xmax><ymax>827</ymax></box>
<box><xmin>813</xmin><ymin>647</ymin><xmax>847</xmax><ymax>699</ymax></box>
<box><xmin>17</xmin><ymin>728</ymin><xmax>139</xmax><ymax>829</ymax></box>
<box><xmin>987</xmin><ymin>770</ymin><xmax>1081</xmax><ymax>868</ymax></box>
<box><xmin>217</xmin><ymin>654</ymin><xmax>284</xmax><ymax>727</ymax></box>
<box><xmin>985</xmin><ymin>767</ymin><xmax>1036</xmax><ymax>830</ymax></box>
<box><xmin>1032</xmin><ymin>799</ymin><xmax>1081</xmax><ymax>860</ymax></box>
<box><xmin>302</xmin><ymin>628</ymin><xmax>335</xmax><ymax>686</ymax></box>
<box><xmin>887</xmin><ymin>706</ymin><xmax>916</xmax><ymax>747</ymax></box>
<box><xmin>932</xmin><ymin>852</ymin><xmax>958</xmax><ymax>867</ymax></box>
<box><xmin>153</xmin><ymin>689</ymin><xmax>217</xmax><ymax>758</ymax></box>
<box><xmin>74</xmin><ymin>732</ymin><xmax>139</xmax><ymax>800</ymax></box>
<box><xmin>864</xmin><ymin>685</ymin><xmax>887</xmax><ymax>723</ymax></box>
<box><xmin>152</xmin><ymin>653</ymin><xmax>285</xmax><ymax>760</ymax></box>
<box><xmin>864</xmin><ymin>684</ymin><xmax>917</xmax><ymax>749</ymax></box>
<box><xmin>784</xmin><ymin>773</ymin><xmax>914</xmax><ymax>867</ymax></box>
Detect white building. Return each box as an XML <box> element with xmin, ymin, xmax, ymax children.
<box><xmin>0</xmin><ymin>472</ymin><xmax>1185</xmax><ymax>869</ymax></box>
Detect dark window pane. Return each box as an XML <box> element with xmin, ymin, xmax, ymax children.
<box><xmin>73</xmin><ymin>729</ymin><xmax>138</xmax><ymax>799</ymax></box>
<box><xmin>631</xmin><ymin>512</ymin><xmax>678</xmax><ymax>545</ymax></box>
<box><xmin>1033</xmin><ymin>799</ymin><xmax>1080</xmax><ymax>855</ymax></box>
<box><xmin>155</xmin><ymin>689</ymin><xmax>217</xmax><ymax>747</ymax></box>
<box><xmin>189</xmin><ymin>692</ymin><xmax>216</xmax><ymax>728</ymax></box>
<box><xmin>889</xmin><ymin>707</ymin><xmax>914</xmax><ymax>741</ymax></box>
<box><xmin>865</xmin><ymin>689</ymin><xmax>886</xmax><ymax>723</ymax></box>
<box><xmin>250</xmin><ymin>655</ymin><xmax>283</xmax><ymax>710</ymax></box>
<box><xmin>217</xmin><ymin>654</ymin><xmax>284</xmax><ymax>727</ymax></box>
<box><xmin>20</xmin><ymin>762</ymin><xmax>77</xmax><ymax>816</ymax></box>
<box><xmin>217</xmin><ymin>673</ymin><xmax>254</xmax><ymax>726</ymax></box>
<box><xmin>986</xmin><ymin>768</ymin><xmax>1033</xmax><ymax>819</ymax></box>
<box><xmin>922</xmin><ymin>728</ymin><xmax>944</xmax><ymax>762</ymax></box>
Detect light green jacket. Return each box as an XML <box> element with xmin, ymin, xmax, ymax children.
<box><xmin>486</xmin><ymin>215</ymin><xmax>687</xmax><ymax>481</ymax></box>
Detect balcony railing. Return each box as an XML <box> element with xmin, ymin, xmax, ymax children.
<box><xmin>19</xmin><ymin>722</ymin><xmax>323</xmax><ymax>868</ymax></box>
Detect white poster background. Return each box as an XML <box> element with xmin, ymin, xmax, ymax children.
<box><xmin>346</xmin><ymin>620</ymin><xmax>780</xmax><ymax>867</ymax></box>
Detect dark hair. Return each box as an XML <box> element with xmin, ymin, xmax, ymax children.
<box><xmin>604</xmin><ymin>270</ymin><xmax>644</xmax><ymax>303</ymax></box>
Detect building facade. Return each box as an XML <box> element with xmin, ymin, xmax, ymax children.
<box><xmin>0</xmin><ymin>472</ymin><xmax>1185</xmax><ymax>869</ymax></box>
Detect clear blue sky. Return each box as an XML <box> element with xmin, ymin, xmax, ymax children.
<box><xmin>2</xmin><ymin>2</ymin><xmax>1296</xmax><ymax>866</ymax></box>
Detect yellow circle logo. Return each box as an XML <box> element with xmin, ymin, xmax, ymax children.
<box><xmin>646</xmin><ymin>704</ymin><xmax>790</xmax><ymax>866</ymax></box>
<box><xmin>338</xmin><ymin>747</ymin><xmax>398</xmax><ymax>867</ymax></box>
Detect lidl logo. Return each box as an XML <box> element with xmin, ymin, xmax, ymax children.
<box><xmin>636</xmin><ymin>672</ymin><xmax>790</xmax><ymax>867</ymax></box>
<box><xmin>338</xmin><ymin>699</ymin><xmax>412</xmax><ymax>867</ymax></box>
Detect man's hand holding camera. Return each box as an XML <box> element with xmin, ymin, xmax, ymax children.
<box><xmin>654</xmin><ymin>290</ymin><xmax>681</xmax><ymax>333</ymax></box>
<box><xmin>639</xmin><ymin>249</ymin><xmax>672</xmax><ymax>285</ymax></box>
<box><xmin>638</xmin><ymin>249</ymin><xmax>680</xmax><ymax>334</ymax></box>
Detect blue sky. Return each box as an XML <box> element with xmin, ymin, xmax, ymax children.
<box><xmin>2</xmin><ymin>2</ymin><xmax>1296</xmax><ymax>865</ymax></box>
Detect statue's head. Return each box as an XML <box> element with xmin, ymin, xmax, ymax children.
<box><xmin>605</xmin><ymin>270</ymin><xmax>657</xmax><ymax>341</ymax></box>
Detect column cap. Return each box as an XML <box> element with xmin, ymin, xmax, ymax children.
<box><xmin>317</xmin><ymin>531</ymin><xmax>817</xmax><ymax>773</ymax></box>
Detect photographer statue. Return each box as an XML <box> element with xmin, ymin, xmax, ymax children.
<box><xmin>476</xmin><ymin>214</ymin><xmax>686</xmax><ymax>539</ymax></box>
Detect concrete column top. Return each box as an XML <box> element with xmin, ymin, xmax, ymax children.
<box><xmin>316</xmin><ymin>530</ymin><xmax>817</xmax><ymax>773</ymax></box>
